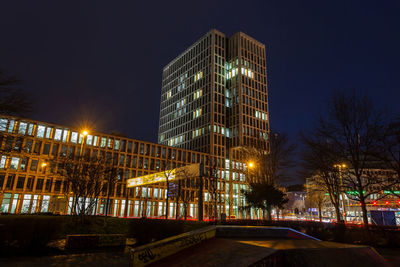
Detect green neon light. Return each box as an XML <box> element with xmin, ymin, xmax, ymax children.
<box><xmin>384</xmin><ymin>190</ymin><xmax>400</xmax><ymax>194</ymax></box>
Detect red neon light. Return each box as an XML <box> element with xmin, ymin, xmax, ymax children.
<box><xmin>372</xmin><ymin>201</ymin><xmax>377</xmax><ymax>206</ymax></box>
<box><xmin>385</xmin><ymin>201</ymin><xmax>389</xmax><ymax>205</ymax></box>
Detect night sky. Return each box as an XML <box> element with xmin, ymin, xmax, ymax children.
<box><xmin>1</xmin><ymin>1</ymin><xmax>400</xmax><ymax>144</ymax></box>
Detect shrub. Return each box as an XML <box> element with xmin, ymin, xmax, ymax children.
<box><xmin>0</xmin><ymin>216</ymin><xmax>63</xmax><ymax>255</ymax></box>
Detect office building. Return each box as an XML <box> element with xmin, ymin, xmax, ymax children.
<box><xmin>158</xmin><ymin>29</ymin><xmax>270</xmax><ymax>216</ymax></box>
<box><xmin>0</xmin><ymin>116</ymin><xmax>209</xmax><ymax>218</ymax></box>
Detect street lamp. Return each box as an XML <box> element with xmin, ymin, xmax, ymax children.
<box><xmin>244</xmin><ymin>161</ymin><xmax>256</xmax><ymax>219</ymax></box>
<box><xmin>41</xmin><ymin>162</ymin><xmax>47</xmax><ymax>173</ymax></box>
<box><xmin>334</xmin><ymin>163</ymin><xmax>347</xmax><ymax>223</ymax></box>
<box><xmin>80</xmin><ymin>130</ymin><xmax>89</xmax><ymax>157</ymax></box>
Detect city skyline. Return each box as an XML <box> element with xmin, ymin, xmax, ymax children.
<box><xmin>1</xmin><ymin>1</ymin><xmax>399</xmax><ymax>146</ymax></box>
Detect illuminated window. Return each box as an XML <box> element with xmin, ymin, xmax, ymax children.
<box><xmin>37</xmin><ymin>125</ymin><xmax>45</xmax><ymax>138</ymax></box>
<box><xmin>93</xmin><ymin>136</ymin><xmax>98</xmax><ymax>146</ymax></box>
<box><xmin>45</xmin><ymin>127</ymin><xmax>52</xmax><ymax>139</ymax></box>
<box><xmin>10</xmin><ymin>157</ymin><xmax>20</xmax><ymax>170</ymax></box>
<box><xmin>0</xmin><ymin>156</ymin><xmax>6</xmax><ymax>169</ymax></box>
<box><xmin>192</xmin><ymin>127</ymin><xmax>205</xmax><ymax>138</ymax></box>
<box><xmin>193</xmin><ymin>89</ymin><xmax>203</xmax><ymax>100</ymax></box>
<box><xmin>62</xmin><ymin>129</ymin><xmax>68</xmax><ymax>142</ymax></box>
<box><xmin>194</xmin><ymin>71</ymin><xmax>203</xmax><ymax>82</ymax></box>
<box><xmin>71</xmin><ymin>132</ymin><xmax>78</xmax><ymax>143</ymax></box>
<box><xmin>54</xmin><ymin>129</ymin><xmax>62</xmax><ymax>141</ymax></box>
<box><xmin>100</xmin><ymin>137</ymin><xmax>107</xmax><ymax>148</ymax></box>
<box><xmin>115</xmin><ymin>139</ymin><xmax>120</xmax><ymax>150</ymax></box>
<box><xmin>255</xmin><ymin>110</ymin><xmax>268</xmax><ymax>121</ymax></box>
<box><xmin>226</xmin><ymin>128</ymin><xmax>231</xmax><ymax>138</ymax></box>
<box><xmin>0</xmin><ymin>119</ymin><xmax>7</xmax><ymax>131</ymax></box>
<box><xmin>27</xmin><ymin>124</ymin><xmax>34</xmax><ymax>135</ymax></box>
<box><xmin>226</xmin><ymin>68</ymin><xmax>238</xmax><ymax>79</ymax></box>
<box><xmin>87</xmin><ymin>135</ymin><xmax>93</xmax><ymax>146</ymax></box>
<box><xmin>193</xmin><ymin>108</ymin><xmax>202</xmax><ymax>119</ymax></box>
<box><xmin>168</xmin><ymin>134</ymin><xmax>185</xmax><ymax>146</ymax></box>
<box><xmin>240</xmin><ymin>67</ymin><xmax>254</xmax><ymax>79</ymax></box>
<box><xmin>18</xmin><ymin>122</ymin><xmax>27</xmax><ymax>135</ymax></box>
<box><xmin>167</xmin><ymin>90</ymin><xmax>172</xmax><ymax>99</ymax></box>
<box><xmin>8</xmin><ymin>120</ymin><xmax>15</xmax><ymax>133</ymax></box>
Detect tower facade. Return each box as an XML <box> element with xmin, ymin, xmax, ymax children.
<box><xmin>158</xmin><ymin>29</ymin><xmax>269</xmax><ymax>163</ymax></box>
<box><xmin>158</xmin><ymin>29</ymin><xmax>270</xmax><ymax>217</ymax></box>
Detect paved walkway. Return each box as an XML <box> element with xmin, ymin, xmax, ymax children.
<box><xmin>148</xmin><ymin>237</ymin><xmax>388</xmax><ymax>267</ymax></box>
<box><xmin>0</xmin><ymin>244</ymin><xmax>399</xmax><ymax>266</ymax></box>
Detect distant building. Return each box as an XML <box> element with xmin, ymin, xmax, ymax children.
<box><xmin>285</xmin><ymin>188</ymin><xmax>306</xmax><ymax>215</ymax></box>
<box><xmin>305</xmin><ymin>170</ymin><xmax>400</xmax><ymax>224</ymax></box>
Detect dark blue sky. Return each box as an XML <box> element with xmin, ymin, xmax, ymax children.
<box><xmin>1</xmin><ymin>0</ymin><xmax>400</xmax><ymax>144</ymax></box>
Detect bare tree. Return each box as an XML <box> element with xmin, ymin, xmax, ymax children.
<box><xmin>374</xmin><ymin>117</ymin><xmax>400</xmax><ymax>198</ymax></box>
<box><xmin>305</xmin><ymin>182</ymin><xmax>328</xmax><ymax>222</ymax></box>
<box><xmin>305</xmin><ymin>90</ymin><xmax>383</xmax><ymax>228</ymax></box>
<box><xmin>301</xmin><ymin>137</ymin><xmax>343</xmax><ymax>222</ymax></box>
<box><xmin>238</xmin><ymin>133</ymin><xmax>296</xmax><ymax>185</ymax></box>
<box><xmin>162</xmin><ymin>165</ymin><xmax>174</xmax><ymax>220</ymax></box>
<box><xmin>56</xmin><ymin>155</ymin><xmax>119</xmax><ymax>221</ymax></box>
<box><xmin>0</xmin><ymin>69</ymin><xmax>32</xmax><ymax>116</ymax></box>
<box><xmin>207</xmin><ymin>162</ymin><xmax>219</xmax><ymax>221</ymax></box>
<box><xmin>173</xmin><ymin>166</ymin><xmax>196</xmax><ymax>220</ymax></box>
<box><xmin>0</xmin><ymin>69</ymin><xmax>33</xmax><ymax>160</ymax></box>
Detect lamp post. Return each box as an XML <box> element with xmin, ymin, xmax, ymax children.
<box><xmin>73</xmin><ymin>130</ymin><xmax>88</xmax><ymax>216</ymax></box>
<box><xmin>80</xmin><ymin>130</ymin><xmax>88</xmax><ymax>157</ymax></box>
<box><xmin>334</xmin><ymin>163</ymin><xmax>347</xmax><ymax>223</ymax></box>
<box><xmin>246</xmin><ymin>161</ymin><xmax>255</xmax><ymax>219</ymax></box>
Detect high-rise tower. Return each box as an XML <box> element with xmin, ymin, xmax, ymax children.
<box><xmin>158</xmin><ymin>29</ymin><xmax>269</xmax><ymax>217</ymax></box>
<box><xmin>158</xmin><ymin>29</ymin><xmax>269</xmax><ymax>160</ymax></box>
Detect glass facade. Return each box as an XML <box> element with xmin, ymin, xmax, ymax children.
<box><xmin>0</xmin><ymin>115</ymin><xmax>211</xmax><ymax>218</ymax></box>
<box><xmin>158</xmin><ymin>30</ymin><xmax>270</xmax><ymax>218</ymax></box>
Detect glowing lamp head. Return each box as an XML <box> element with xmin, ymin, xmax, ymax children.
<box><xmin>248</xmin><ymin>162</ymin><xmax>254</xmax><ymax>168</ymax></box>
<box><xmin>372</xmin><ymin>201</ymin><xmax>377</xmax><ymax>206</ymax></box>
<box><xmin>385</xmin><ymin>201</ymin><xmax>389</xmax><ymax>205</ymax></box>
<box><xmin>41</xmin><ymin>162</ymin><xmax>47</xmax><ymax>167</ymax></box>
<box><xmin>82</xmin><ymin>130</ymin><xmax>88</xmax><ymax>136</ymax></box>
